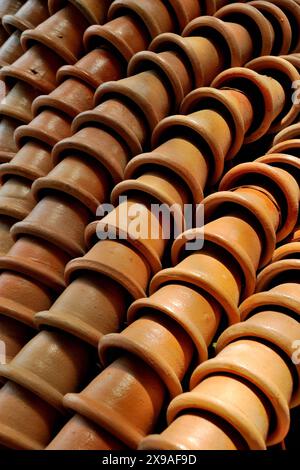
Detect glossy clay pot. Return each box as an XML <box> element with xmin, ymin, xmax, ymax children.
<box><xmin>48</xmin><ymin>0</ymin><xmax>111</xmax><ymax>25</ymax></box>
<box><xmin>0</xmin><ymin>176</ymin><xmax>36</xmax><ymax>220</ymax></box>
<box><xmin>0</xmin><ymin>31</ymin><xmax>23</xmax><ymax>67</ymax></box>
<box><xmin>2</xmin><ymin>0</ymin><xmax>49</xmax><ymax>34</ymax></box>
<box><xmin>273</xmin><ymin>123</ymin><xmax>300</xmax><ymax>144</ymax></box>
<box><xmin>0</xmin><ymin>117</ymin><xmax>20</xmax><ymax>162</ymax></box>
<box><xmin>0</xmin><ymin>81</ymin><xmax>40</xmax><ymax>123</ymax></box>
<box><xmin>0</xmin><ymin>315</ymin><xmax>33</xmax><ymax>365</ymax></box>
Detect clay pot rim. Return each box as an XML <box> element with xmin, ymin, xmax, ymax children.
<box><xmin>211</xmin><ymin>67</ymin><xmax>278</xmax><ymax>144</ymax></box>
<box><xmin>202</xmin><ymin>191</ymin><xmax>276</xmax><ymax>268</ymax></box>
<box><xmin>2</xmin><ymin>14</ymin><xmax>33</xmax><ymax>34</ymax></box>
<box><xmin>52</xmin><ymin>137</ymin><xmax>124</xmax><ymax>184</ymax></box>
<box><xmin>0</xmin><ymin>364</ymin><xmax>66</xmax><ymax>413</ymax></box>
<box><xmin>152</xmin><ymin>114</ymin><xmax>224</xmax><ymax>184</ymax></box>
<box><xmin>0</xmin><ymin>295</ymin><xmax>36</xmax><ymax>327</ymax></box>
<box><xmin>56</xmin><ymin>63</ymin><xmax>99</xmax><ymax>89</ymax></box>
<box><xmin>273</xmin><ymin>123</ymin><xmax>300</xmax><ymax>145</ymax></box>
<box><xmin>167</xmin><ymin>390</ymin><xmax>266</xmax><ymax>450</ymax></box>
<box><xmin>99</xmin><ymin>333</ymin><xmax>182</xmax><ymax>399</ymax></box>
<box><xmin>138</xmin><ymin>435</ymin><xmax>183</xmax><ymax>451</ymax></box>
<box><xmin>127</xmin><ymin>296</ymin><xmax>208</xmax><ymax>363</ymax></box>
<box><xmin>0</xmin><ymin>104</ymin><xmax>31</xmax><ymax>124</ymax></box>
<box><xmin>63</xmin><ymin>392</ymin><xmax>142</xmax><ymax>449</ymax></box>
<box><xmin>271</xmin><ymin>0</ymin><xmax>300</xmax><ymax>52</ymax></box>
<box><xmin>150</xmin><ymin>267</ymin><xmax>240</xmax><ymax>325</ymax></box>
<box><xmin>180</xmin><ymin>87</ymin><xmax>248</xmax><ymax>160</ymax></box>
<box><xmin>65</xmin><ymin>257</ymin><xmax>146</xmax><ymax>300</ymax></box>
<box><xmin>248</xmin><ymin>0</ymin><xmax>292</xmax><ymax>55</ymax></box>
<box><xmin>72</xmin><ymin>110</ymin><xmax>142</xmax><ymax>156</ymax></box>
<box><xmin>34</xmin><ymin>309</ymin><xmax>100</xmax><ymax>348</ymax></box>
<box><xmin>32</xmin><ymin>94</ymin><xmax>85</xmax><ymax>119</ymax></box>
<box><xmin>48</xmin><ymin>0</ymin><xmax>106</xmax><ymax>24</ymax></box>
<box><xmin>273</xmin><ymin>242</ymin><xmax>300</xmax><ymax>262</ymax></box>
<box><xmin>124</xmin><ymin>151</ymin><xmax>204</xmax><ymax>205</ymax></box>
<box><xmin>128</xmin><ymin>50</ymin><xmax>183</xmax><ymax>110</ymax></box>
<box><xmin>85</xmin><ymin>220</ymin><xmax>162</xmax><ymax>276</ymax></box>
<box><xmin>0</xmin><ymin>421</ymin><xmax>43</xmax><ymax>450</ymax></box>
<box><xmin>257</xmin><ymin>153</ymin><xmax>300</xmax><ymax>179</ymax></box>
<box><xmin>268</xmin><ymin>139</ymin><xmax>300</xmax><ymax>155</ymax></box>
<box><xmin>0</xmin><ymin>65</ymin><xmax>55</xmax><ymax>94</ymax></box>
<box><xmin>0</xmin><ymin>197</ymin><xmax>33</xmax><ymax>221</ymax></box>
<box><xmin>246</xmin><ymin>56</ymin><xmax>300</xmax><ymax>133</ymax></box>
<box><xmin>21</xmin><ymin>29</ymin><xmax>77</xmax><ymax>64</ymax></box>
<box><xmin>256</xmin><ymin>259</ymin><xmax>300</xmax><ymax>292</ymax></box>
<box><xmin>14</xmin><ymin>114</ymin><xmax>72</xmax><ymax>149</ymax></box>
<box><xmin>219</xmin><ymin>161</ymin><xmax>299</xmax><ymax>242</ymax></box>
<box><xmin>11</xmin><ymin>220</ymin><xmax>84</xmax><ymax>258</ymax></box>
<box><xmin>191</xmin><ymin>356</ymin><xmax>290</xmax><ymax>446</ymax></box>
<box><xmin>171</xmin><ymin>227</ymin><xmax>256</xmax><ymax>301</ymax></box>
<box><xmin>0</xmin><ymin>161</ymin><xmax>46</xmax><ymax>182</ymax></box>
<box><xmin>216</xmin><ymin>316</ymin><xmax>300</xmax><ymax>408</ymax></box>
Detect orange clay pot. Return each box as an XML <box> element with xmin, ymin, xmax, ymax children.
<box><xmin>0</xmin><ymin>81</ymin><xmax>40</xmax><ymax>123</ymax></box>
<box><xmin>0</xmin><ymin>117</ymin><xmax>20</xmax><ymax>162</ymax></box>
<box><xmin>0</xmin><ymin>176</ymin><xmax>36</xmax><ymax>220</ymax></box>
<box><xmin>270</xmin><ymin>0</ymin><xmax>300</xmax><ymax>52</ymax></box>
<box><xmin>0</xmin><ymin>235</ymin><xmax>71</xmax><ymax>292</ymax></box>
<box><xmin>0</xmin><ymin>31</ymin><xmax>23</xmax><ymax>67</ymax></box>
<box><xmin>0</xmin><ymin>270</ymin><xmax>53</xmax><ymax>327</ymax></box>
<box><xmin>0</xmin><ymin>330</ymin><xmax>93</xmax><ymax>412</ymax></box>
<box><xmin>65</xmin><ymin>239</ymin><xmax>151</xmax><ymax>300</ymax></box>
<box><xmin>211</xmin><ymin>67</ymin><xmax>285</xmax><ymax>143</ymax></box>
<box><xmin>48</xmin><ymin>0</ymin><xmax>111</xmax><ymax>25</ymax></box>
<box><xmin>273</xmin><ymin>123</ymin><xmax>300</xmax><ymax>144</ymax></box>
<box><xmin>268</xmin><ymin>139</ymin><xmax>300</xmax><ymax>158</ymax></box>
<box><xmin>0</xmin><ymin>315</ymin><xmax>33</xmax><ymax>365</ymax></box>
<box><xmin>35</xmin><ymin>272</ymin><xmax>127</xmax><ymax>348</ymax></box>
<box><xmin>0</xmin><ymin>381</ymin><xmax>60</xmax><ymax>450</ymax></box>
<box><xmin>21</xmin><ymin>4</ymin><xmax>89</xmax><ymax>64</ymax></box>
<box><xmin>63</xmin><ymin>353</ymin><xmax>165</xmax><ymax>449</ymax></box>
<box><xmin>246</xmin><ymin>56</ymin><xmax>300</xmax><ymax>133</ymax></box>
<box><xmin>15</xmin><ymin>109</ymin><xmax>72</xmax><ymax>149</ymax></box>
<box><xmin>11</xmin><ymin>194</ymin><xmax>91</xmax><ymax>257</ymax></box>
<box><xmin>2</xmin><ymin>0</ymin><xmax>49</xmax><ymax>34</ymax></box>
<box><xmin>0</xmin><ymin>44</ymin><xmax>65</xmax><ymax>93</ymax></box>
<box><xmin>47</xmin><ymin>414</ymin><xmax>125</xmax><ymax>450</ymax></box>
<box><xmin>256</xmin><ymin>153</ymin><xmax>300</xmax><ymax>191</ymax></box>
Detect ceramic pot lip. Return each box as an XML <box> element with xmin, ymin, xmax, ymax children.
<box><xmin>124</xmin><ymin>151</ymin><xmax>204</xmax><ymax>205</ymax></box>
<box><xmin>0</xmin><ymin>295</ymin><xmax>36</xmax><ymax>328</ymax></box>
<box><xmin>273</xmin><ymin>242</ymin><xmax>300</xmax><ymax>261</ymax></box>
<box><xmin>99</xmin><ymin>333</ymin><xmax>182</xmax><ymax>399</ymax></box>
<box><xmin>181</xmin><ymin>87</ymin><xmax>248</xmax><ymax>160</ymax></box>
<box><xmin>2</xmin><ymin>14</ymin><xmax>33</xmax><ymax>34</ymax></box>
<box><xmin>239</xmin><ymin>291</ymin><xmax>300</xmax><ymax>321</ymax></box>
<box><xmin>219</xmin><ymin>161</ymin><xmax>299</xmax><ymax>242</ymax></box>
<box><xmin>0</xmin><ymin>160</ymin><xmax>47</xmax><ymax>182</ymax></box>
<box><xmin>0</xmin><ymin>196</ymin><xmax>33</xmax><ymax>221</ymax></box>
<box><xmin>200</xmin><ymin>191</ymin><xmax>276</xmax><ymax>268</ymax></box>
<box><xmin>0</xmin><ymin>420</ymin><xmax>43</xmax><ymax>450</ymax></box>
<box><xmin>0</xmin><ymin>102</ymin><xmax>31</xmax><ymax>124</ymax></box>
<box><xmin>150</xmin><ymin>267</ymin><xmax>240</xmax><ymax>326</ymax></box>
<box><xmin>212</xmin><ymin>67</ymin><xmax>279</xmax><ymax>143</ymax></box>
<box><xmin>127</xmin><ymin>296</ymin><xmax>208</xmax><ymax>363</ymax></box>
<box><xmin>190</xmin><ymin>356</ymin><xmax>290</xmax><ymax>446</ymax></box>
<box><xmin>268</xmin><ymin>139</ymin><xmax>300</xmax><ymax>156</ymax></box>
<box><xmin>256</xmin><ymin>153</ymin><xmax>300</xmax><ymax>184</ymax></box>
<box><xmin>65</xmin><ymin>257</ymin><xmax>146</xmax><ymax>300</ymax></box>
<box><xmin>248</xmin><ymin>0</ymin><xmax>292</xmax><ymax>55</ymax></box>
<box><xmin>128</xmin><ymin>50</ymin><xmax>183</xmax><ymax>110</ymax></box>
<box><xmin>14</xmin><ymin>123</ymin><xmax>62</xmax><ymax>149</ymax></box>
<box><xmin>63</xmin><ymin>392</ymin><xmax>143</xmax><ymax>449</ymax></box>
<box><xmin>273</xmin><ymin>123</ymin><xmax>300</xmax><ymax>144</ymax></box>
<box><xmin>152</xmin><ymin>114</ymin><xmax>224</xmax><ymax>185</ymax></box>
<box><xmin>138</xmin><ymin>435</ymin><xmax>183</xmax><ymax>451</ymax></box>
<box><xmin>271</xmin><ymin>0</ymin><xmax>300</xmax><ymax>52</ymax></box>
<box><xmin>32</xmin><ymin>87</ymin><xmax>93</xmax><ymax>119</ymax></box>
<box><xmin>171</xmin><ymin>227</ymin><xmax>256</xmax><ymax>301</ymax></box>
<box><xmin>72</xmin><ymin>109</ymin><xmax>142</xmax><ymax>156</ymax></box>
<box><xmin>0</xmin><ymin>363</ymin><xmax>66</xmax><ymax>413</ymax></box>
<box><xmin>215</xmin><ymin>3</ymin><xmax>274</xmax><ymax>56</ymax></box>
<box><xmin>246</xmin><ymin>56</ymin><xmax>300</xmax><ymax>132</ymax></box>
<box><xmin>48</xmin><ymin>0</ymin><xmax>109</xmax><ymax>24</ymax></box>
<box><xmin>256</xmin><ymin>259</ymin><xmax>300</xmax><ymax>292</ymax></box>
<box><xmin>167</xmin><ymin>389</ymin><xmax>266</xmax><ymax>450</ymax></box>
<box><xmin>0</xmin><ymin>64</ymin><xmax>55</xmax><ymax>94</ymax></box>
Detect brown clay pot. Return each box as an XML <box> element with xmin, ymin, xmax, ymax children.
<box><xmin>21</xmin><ymin>4</ymin><xmax>89</xmax><ymax>64</ymax></box>
<box><xmin>0</xmin><ymin>330</ymin><xmax>93</xmax><ymax>412</ymax></box>
<box><xmin>0</xmin><ymin>31</ymin><xmax>23</xmax><ymax>67</ymax></box>
<box><xmin>0</xmin><ymin>381</ymin><xmax>60</xmax><ymax>449</ymax></box>
<box><xmin>11</xmin><ymin>193</ymin><xmax>91</xmax><ymax>257</ymax></box>
<box><xmin>2</xmin><ymin>0</ymin><xmax>49</xmax><ymax>34</ymax></box>
<box><xmin>47</xmin><ymin>414</ymin><xmax>126</xmax><ymax>450</ymax></box>
<box><xmin>246</xmin><ymin>56</ymin><xmax>300</xmax><ymax>133</ymax></box>
<box><xmin>0</xmin><ymin>44</ymin><xmax>65</xmax><ymax>93</ymax></box>
<box><xmin>0</xmin><ymin>315</ymin><xmax>33</xmax><ymax>365</ymax></box>
<box><xmin>211</xmin><ymin>67</ymin><xmax>285</xmax><ymax>143</ymax></box>
<box><xmin>270</xmin><ymin>0</ymin><xmax>300</xmax><ymax>52</ymax></box>
<box><xmin>14</xmin><ymin>109</ymin><xmax>72</xmax><ymax>148</ymax></box>
<box><xmin>0</xmin><ymin>81</ymin><xmax>40</xmax><ymax>123</ymax></box>
<box><xmin>0</xmin><ymin>217</ymin><xmax>15</xmax><ymax>256</ymax></box>
<box><xmin>35</xmin><ymin>271</ymin><xmax>127</xmax><ymax>348</ymax></box>
<box><xmin>0</xmin><ymin>117</ymin><xmax>20</xmax><ymax>162</ymax></box>
<box><xmin>0</xmin><ymin>1</ymin><xmax>25</xmax><ymax>19</ymax></box>
<box><xmin>273</xmin><ymin>123</ymin><xmax>300</xmax><ymax>144</ymax></box>
<box><xmin>0</xmin><ymin>235</ymin><xmax>71</xmax><ymax>292</ymax></box>
<box><xmin>256</xmin><ymin>154</ymin><xmax>300</xmax><ymax>192</ymax></box>
<box><xmin>63</xmin><ymin>354</ymin><xmax>165</xmax><ymax>449</ymax></box>
<box><xmin>0</xmin><ymin>176</ymin><xmax>35</xmax><ymax>224</ymax></box>
<box><xmin>48</xmin><ymin>0</ymin><xmax>111</xmax><ymax>25</ymax></box>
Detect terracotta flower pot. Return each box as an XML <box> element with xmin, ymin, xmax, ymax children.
<box><xmin>0</xmin><ymin>381</ymin><xmax>60</xmax><ymax>449</ymax></box>
<box><xmin>211</xmin><ymin>67</ymin><xmax>285</xmax><ymax>143</ymax></box>
<box><xmin>270</xmin><ymin>0</ymin><xmax>300</xmax><ymax>52</ymax></box>
<box><xmin>65</xmin><ymin>239</ymin><xmax>151</xmax><ymax>300</ymax></box>
<box><xmin>0</xmin><ymin>330</ymin><xmax>93</xmax><ymax>412</ymax></box>
<box><xmin>57</xmin><ymin>48</ymin><xmax>123</xmax><ymax>90</ymax></box>
<box><xmin>0</xmin><ymin>217</ymin><xmax>15</xmax><ymax>256</ymax></box>
<box><xmin>256</xmin><ymin>153</ymin><xmax>300</xmax><ymax>191</ymax></box>
<box><xmin>2</xmin><ymin>0</ymin><xmax>49</xmax><ymax>34</ymax></box>
<box><xmin>63</xmin><ymin>354</ymin><xmax>165</xmax><ymax>449</ymax></box>
<box><xmin>35</xmin><ymin>271</ymin><xmax>127</xmax><ymax>347</ymax></box>
<box><xmin>48</xmin><ymin>0</ymin><xmax>111</xmax><ymax>25</ymax></box>
<box><xmin>0</xmin><ymin>141</ymin><xmax>53</xmax><ymax>182</ymax></box>
<box><xmin>268</xmin><ymin>139</ymin><xmax>300</xmax><ymax>158</ymax></box>
<box><xmin>0</xmin><ymin>176</ymin><xmax>36</xmax><ymax>221</ymax></box>
<box><xmin>0</xmin><ymin>31</ymin><xmax>23</xmax><ymax>67</ymax></box>
<box><xmin>0</xmin><ymin>117</ymin><xmax>20</xmax><ymax>162</ymax></box>
<box><xmin>32</xmin><ymin>78</ymin><xmax>94</xmax><ymax>118</ymax></box>
<box><xmin>128</xmin><ymin>284</ymin><xmax>222</xmax><ymax>364</ymax></box>
<box><xmin>0</xmin><ymin>1</ymin><xmax>25</xmax><ymax>19</ymax></box>
<box><xmin>246</xmin><ymin>56</ymin><xmax>300</xmax><ymax>133</ymax></box>
<box><xmin>0</xmin><ymin>81</ymin><xmax>40</xmax><ymax>123</ymax></box>
<box><xmin>0</xmin><ymin>270</ymin><xmax>53</xmax><ymax>327</ymax></box>
<box><xmin>12</xmin><ymin>193</ymin><xmax>91</xmax><ymax>257</ymax></box>
<box><xmin>0</xmin><ymin>235</ymin><xmax>71</xmax><ymax>292</ymax></box>
<box><xmin>273</xmin><ymin>123</ymin><xmax>300</xmax><ymax>144</ymax></box>
<box><xmin>0</xmin><ymin>44</ymin><xmax>65</xmax><ymax>93</ymax></box>
<box><xmin>0</xmin><ymin>315</ymin><xmax>33</xmax><ymax>365</ymax></box>
<box><xmin>32</xmin><ymin>153</ymin><xmax>110</xmax><ymax>213</ymax></box>
<box><xmin>21</xmin><ymin>4</ymin><xmax>89</xmax><ymax>64</ymax></box>
<box><xmin>15</xmin><ymin>109</ymin><xmax>72</xmax><ymax>149</ymax></box>
<box><xmin>256</xmin><ymin>259</ymin><xmax>300</xmax><ymax>294</ymax></box>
